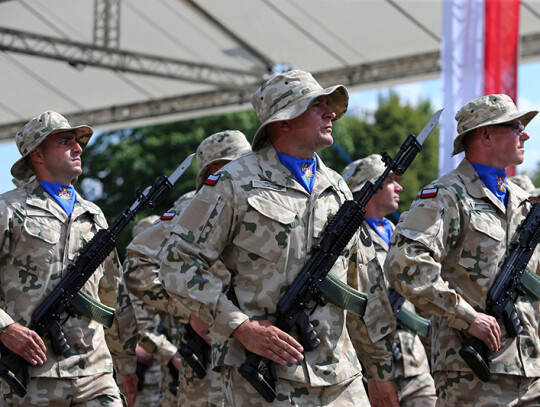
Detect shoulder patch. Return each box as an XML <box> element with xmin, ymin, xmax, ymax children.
<box><xmin>204</xmin><ymin>174</ymin><xmax>220</xmax><ymax>186</ymax></box>
<box><xmin>420</xmin><ymin>188</ymin><xmax>438</xmax><ymax>199</ymax></box>
<box><xmin>161</xmin><ymin>210</ymin><xmax>177</xmax><ymax>221</ymax></box>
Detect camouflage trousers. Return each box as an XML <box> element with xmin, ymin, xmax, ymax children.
<box><xmin>434</xmin><ymin>371</ymin><xmax>540</xmax><ymax>406</ymax></box>
<box><xmin>221</xmin><ymin>367</ymin><xmax>368</xmax><ymax>407</ymax></box>
<box><xmin>1</xmin><ymin>372</ymin><xmax>125</xmax><ymax>407</ymax></box>
<box><xmin>395</xmin><ymin>371</ymin><xmax>437</xmax><ymax>407</ymax></box>
<box><xmin>158</xmin><ymin>363</ymin><xmax>179</xmax><ymax>407</ymax></box>
<box><xmin>177</xmin><ymin>363</ymin><xmax>224</xmax><ymax>407</ymax></box>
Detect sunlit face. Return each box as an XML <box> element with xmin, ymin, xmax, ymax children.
<box><xmin>486</xmin><ymin>120</ymin><xmax>529</xmax><ymax>169</ymax></box>
<box><xmin>369</xmin><ymin>174</ymin><xmax>403</xmax><ymax>217</ymax></box>
<box><xmin>33</xmin><ymin>131</ymin><xmax>83</xmax><ymax>184</ymax></box>
<box><xmin>285</xmin><ymin>95</ymin><xmax>337</xmax><ymax>157</ymax></box>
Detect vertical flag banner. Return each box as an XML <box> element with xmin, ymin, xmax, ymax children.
<box><xmin>440</xmin><ymin>0</ymin><xmax>485</xmax><ymax>176</ymax></box>
<box><xmin>440</xmin><ymin>0</ymin><xmax>520</xmax><ymax>176</ymax></box>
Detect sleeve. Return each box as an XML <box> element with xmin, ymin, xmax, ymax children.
<box><xmin>123</xmin><ymin>220</ymin><xmax>193</xmax><ymax>323</ymax></box>
<box><xmin>0</xmin><ymin>201</ymin><xmax>16</xmax><ymax>331</ymax></box>
<box><xmin>159</xmin><ymin>181</ymin><xmax>249</xmax><ymax>344</ymax></box>
<box><xmin>100</xmin><ymin>250</ymin><xmax>138</xmax><ymax>375</ymax></box>
<box><xmin>346</xmin><ymin>244</ymin><xmax>396</xmax><ymax>382</ymax></box>
<box><xmin>131</xmin><ymin>297</ymin><xmax>178</xmax><ymax>366</ymax></box>
<box><xmin>385</xmin><ymin>195</ymin><xmax>477</xmax><ymax>331</ymax></box>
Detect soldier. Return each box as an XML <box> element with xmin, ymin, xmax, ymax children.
<box><xmin>342</xmin><ymin>154</ymin><xmax>437</xmax><ymax>407</ymax></box>
<box><xmin>123</xmin><ymin>130</ymin><xmax>251</xmax><ymax>407</ymax></box>
<box><xmin>0</xmin><ymin>111</ymin><xmax>138</xmax><ymax>406</ymax></box>
<box><xmin>159</xmin><ymin>70</ymin><xmax>399</xmax><ymax>406</ymax></box>
<box><xmin>386</xmin><ymin>94</ymin><xmax>540</xmax><ymax>406</ymax></box>
<box><xmin>510</xmin><ymin>174</ymin><xmax>540</xmax><ymax>204</ymax></box>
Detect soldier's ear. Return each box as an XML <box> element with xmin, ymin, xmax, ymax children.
<box><xmin>29</xmin><ymin>148</ymin><xmax>44</xmax><ymax>165</ymax></box>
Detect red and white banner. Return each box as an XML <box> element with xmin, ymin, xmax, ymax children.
<box><xmin>440</xmin><ymin>0</ymin><xmax>520</xmax><ymax>176</ymax></box>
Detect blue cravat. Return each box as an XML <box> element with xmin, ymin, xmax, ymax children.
<box><xmin>277</xmin><ymin>152</ymin><xmax>317</xmax><ymax>193</ymax></box>
<box><xmin>471</xmin><ymin>163</ymin><xmax>508</xmax><ymax>206</ymax></box>
<box><xmin>39</xmin><ymin>181</ymin><xmax>76</xmax><ymax>217</ymax></box>
<box><xmin>365</xmin><ymin>217</ymin><xmax>393</xmax><ymax>245</ymax></box>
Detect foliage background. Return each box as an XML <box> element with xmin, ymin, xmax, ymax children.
<box><xmin>79</xmin><ymin>92</ymin><xmax>438</xmax><ymax>259</ymax></box>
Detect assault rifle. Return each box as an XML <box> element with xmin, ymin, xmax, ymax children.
<box><xmin>178</xmin><ymin>323</ymin><xmax>211</xmax><ymax>379</ymax></box>
<box><xmin>238</xmin><ymin>110</ymin><xmax>443</xmax><ymax>402</ymax></box>
<box><xmin>0</xmin><ymin>154</ymin><xmax>194</xmax><ymax>397</ymax></box>
<box><xmin>459</xmin><ymin>201</ymin><xmax>540</xmax><ymax>382</ymax></box>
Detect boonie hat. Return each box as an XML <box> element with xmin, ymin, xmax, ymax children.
<box><xmin>341</xmin><ymin>154</ymin><xmax>387</xmax><ymax>193</ymax></box>
<box><xmin>196</xmin><ymin>130</ymin><xmax>251</xmax><ymax>190</ymax></box>
<box><xmin>453</xmin><ymin>94</ymin><xmax>538</xmax><ymax>156</ymax></box>
<box><xmin>11</xmin><ymin>111</ymin><xmax>93</xmax><ymax>180</ymax></box>
<box><xmin>251</xmin><ymin>70</ymin><xmax>348</xmax><ymax>151</ymax></box>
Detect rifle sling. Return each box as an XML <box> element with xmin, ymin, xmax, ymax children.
<box><xmin>72</xmin><ymin>290</ymin><xmax>116</xmax><ymax>328</ymax></box>
<box><xmin>522</xmin><ymin>269</ymin><xmax>540</xmax><ymax>300</ymax></box>
<box><xmin>320</xmin><ymin>274</ymin><xmax>367</xmax><ymax>317</ymax></box>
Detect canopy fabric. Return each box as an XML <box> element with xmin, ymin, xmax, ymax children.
<box><xmin>1</xmin><ymin>0</ymin><xmax>540</xmax><ymax>142</ymax></box>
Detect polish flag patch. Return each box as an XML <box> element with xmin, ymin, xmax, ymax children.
<box><xmin>420</xmin><ymin>188</ymin><xmax>438</xmax><ymax>199</ymax></box>
<box><xmin>204</xmin><ymin>174</ymin><xmax>221</xmax><ymax>186</ymax></box>
<box><xmin>161</xmin><ymin>211</ymin><xmax>177</xmax><ymax>221</ymax></box>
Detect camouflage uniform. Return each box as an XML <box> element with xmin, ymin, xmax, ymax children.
<box><xmin>0</xmin><ymin>111</ymin><xmax>137</xmax><ymax>406</ymax></box>
<box><xmin>386</xmin><ymin>159</ymin><xmax>540</xmax><ymax>405</ymax></box>
<box><xmin>342</xmin><ymin>155</ymin><xmax>436</xmax><ymax>406</ymax></box>
<box><xmin>0</xmin><ymin>180</ymin><xmax>137</xmax><ymax>406</ymax></box>
<box><xmin>160</xmin><ymin>144</ymin><xmax>398</xmax><ymax>405</ymax></box>
<box><xmin>124</xmin><ymin>131</ymin><xmax>251</xmax><ymax>407</ymax></box>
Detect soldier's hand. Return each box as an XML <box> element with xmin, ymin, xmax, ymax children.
<box><xmin>119</xmin><ymin>373</ymin><xmax>138</xmax><ymax>406</ymax></box>
<box><xmin>367</xmin><ymin>380</ymin><xmax>400</xmax><ymax>407</ymax></box>
<box><xmin>189</xmin><ymin>313</ymin><xmax>212</xmax><ymax>346</ymax></box>
<box><xmin>232</xmin><ymin>319</ymin><xmax>304</xmax><ymax>366</ymax></box>
<box><xmin>0</xmin><ymin>323</ymin><xmax>47</xmax><ymax>365</ymax></box>
<box><xmin>467</xmin><ymin>312</ymin><xmax>501</xmax><ymax>352</ymax></box>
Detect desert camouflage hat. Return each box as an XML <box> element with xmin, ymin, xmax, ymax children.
<box><xmin>250</xmin><ymin>69</ymin><xmax>348</xmax><ymax>151</ymax></box>
<box><xmin>196</xmin><ymin>130</ymin><xmax>251</xmax><ymax>190</ymax></box>
<box><xmin>453</xmin><ymin>94</ymin><xmax>538</xmax><ymax>156</ymax></box>
<box><xmin>510</xmin><ymin>174</ymin><xmax>540</xmax><ymax>198</ymax></box>
<box><xmin>341</xmin><ymin>154</ymin><xmax>387</xmax><ymax>193</ymax></box>
<box><xmin>11</xmin><ymin>110</ymin><xmax>94</xmax><ymax>180</ymax></box>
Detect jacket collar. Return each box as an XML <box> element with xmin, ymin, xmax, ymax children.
<box><xmin>256</xmin><ymin>144</ymin><xmax>341</xmax><ymax>197</ymax></box>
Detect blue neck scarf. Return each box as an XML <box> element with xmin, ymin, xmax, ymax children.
<box><xmin>471</xmin><ymin>163</ymin><xmax>508</xmax><ymax>206</ymax></box>
<box><xmin>277</xmin><ymin>152</ymin><xmax>317</xmax><ymax>193</ymax></box>
<box><xmin>365</xmin><ymin>217</ymin><xmax>393</xmax><ymax>245</ymax></box>
<box><xmin>39</xmin><ymin>181</ymin><xmax>77</xmax><ymax>217</ymax></box>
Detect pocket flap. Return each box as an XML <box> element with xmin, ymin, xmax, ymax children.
<box><xmin>247</xmin><ymin>195</ymin><xmax>296</xmax><ymax>225</ymax></box>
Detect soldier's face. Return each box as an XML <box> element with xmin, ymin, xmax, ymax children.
<box><xmin>34</xmin><ymin>131</ymin><xmax>83</xmax><ymax>184</ymax></box>
<box><xmin>488</xmin><ymin>120</ymin><xmax>529</xmax><ymax>168</ymax></box>
<box><xmin>371</xmin><ymin>174</ymin><xmax>402</xmax><ymax>216</ymax></box>
<box><xmin>286</xmin><ymin>96</ymin><xmax>337</xmax><ymax>157</ymax></box>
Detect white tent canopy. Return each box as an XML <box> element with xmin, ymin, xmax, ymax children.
<box><xmin>1</xmin><ymin>0</ymin><xmax>540</xmax><ymax>142</ymax></box>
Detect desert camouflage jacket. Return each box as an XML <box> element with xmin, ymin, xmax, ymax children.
<box><xmin>386</xmin><ymin>159</ymin><xmax>540</xmax><ymax>376</ymax></box>
<box><xmin>0</xmin><ymin>179</ymin><xmax>137</xmax><ymax>378</ymax></box>
<box><xmin>159</xmin><ymin>145</ymin><xmax>396</xmax><ymax>385</ymax></box>
<box><xmin>365</xmin><ymin>222</ymin><xmax>431</xmax><ymax>378</ymax></box>
<box><xmin>124</xmin><ymin>191</ymin><xmax>197</xmax><ymax>365</ymax></box>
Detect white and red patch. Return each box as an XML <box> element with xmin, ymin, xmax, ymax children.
<box><xmin>204</xmin><ymin>174</ymin><xmax>221</xmax><ymax>186</ymax></box>
<box><xmin>161</xmin><ymin>211</ymin><xmax>176</xmax><ymax>221</ymax></box>
<box><xmin>420</xmin><ymin>188</ymin><xmax>438</xmax><ymax>199</ymax></box>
